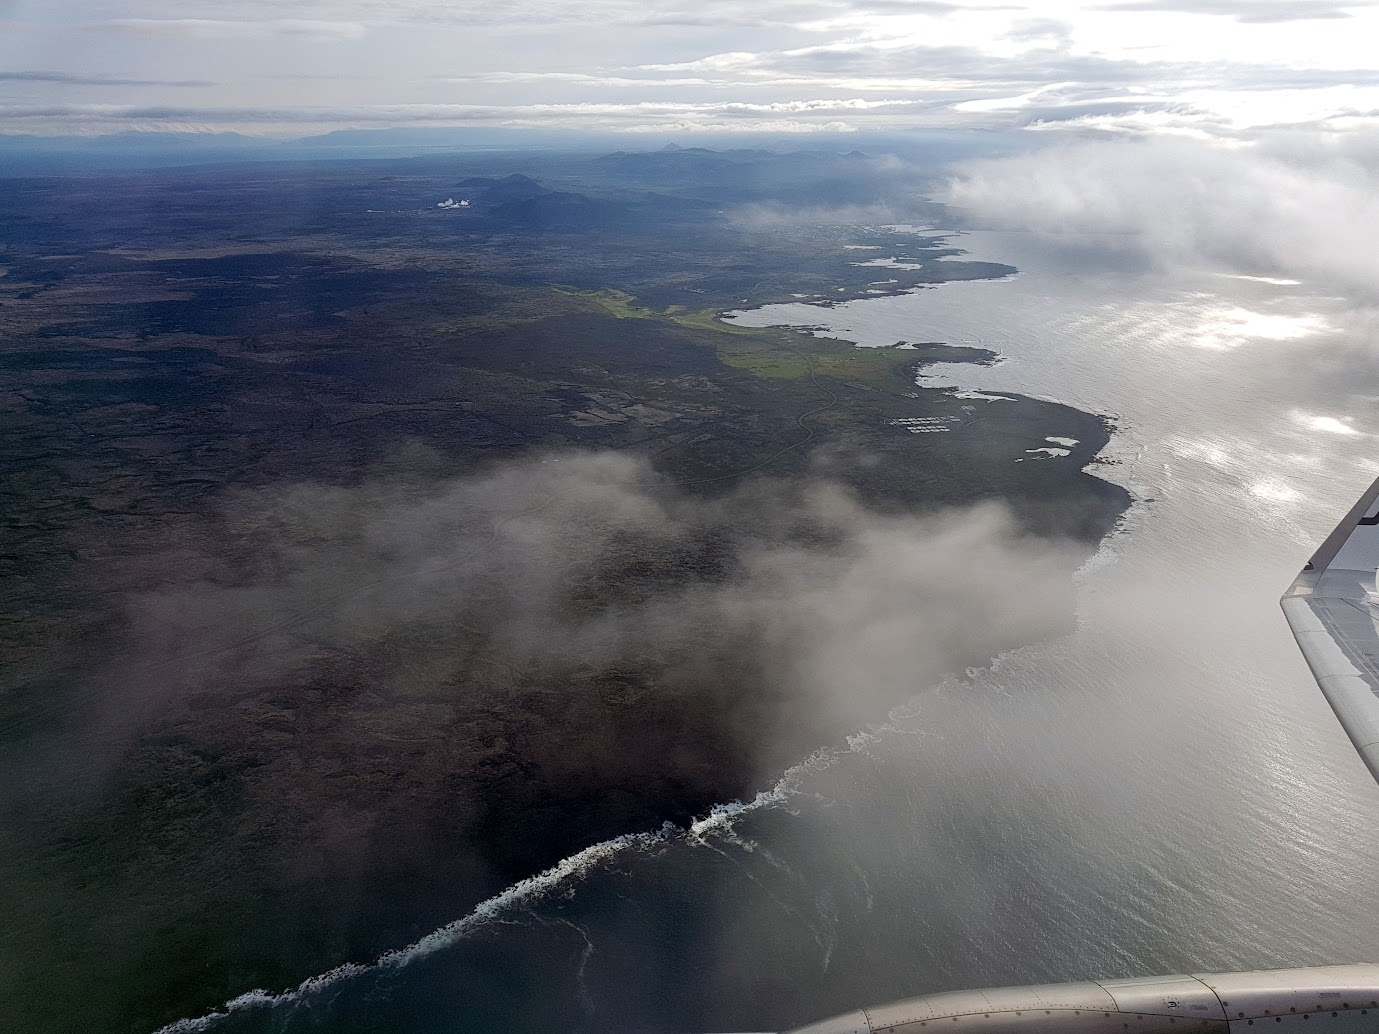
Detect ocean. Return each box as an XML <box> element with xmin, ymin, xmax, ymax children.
<box><xmin>170</xmin><ymin>230</ymin><xmax>1379</xmax><ymax>1034</ymax></box>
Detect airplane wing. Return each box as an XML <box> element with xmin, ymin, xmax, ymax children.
<box><xmin>1282</xmin><ymin>473</ymin><xmax>1379</xmax><ymax>782</ymax></box>
<box><xmin>785</xmin><ymin>965</ymin><xmax>1379</xmax><ymax>1032</ymax></box>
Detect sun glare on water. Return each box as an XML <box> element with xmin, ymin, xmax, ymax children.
<box><xmin>1292</xmin><ymin>410</ymin><xmax>1362</xmax><ymax>436</ymax></box>
<box><xmin>1193</xmin><ymin>306</ymin><xmax>1331</xmax><ymax>349</ymax></box>
<box><xmin>1250</xmin><ymin>480</ymin><xmax>1306</xmax><ymax>504</ymax></box>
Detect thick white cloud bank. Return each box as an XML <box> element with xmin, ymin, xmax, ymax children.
<box><xmin>943</xmin><ymin>131</ymin><xmax>1379</xmax><ymax>297</ymax></box>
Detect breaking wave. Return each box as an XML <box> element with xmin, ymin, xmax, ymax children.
<box><xmin>154</xmin><ymin>783</ymin><xmax>795</xmax><ymax>1033</ymax></box>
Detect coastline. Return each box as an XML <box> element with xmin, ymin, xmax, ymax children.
<box><xmin>149</xmin><ymin>276</ymin><xmax>1134</xmax><ymax>1034</ymax></box>
<box><xmin>0</xmin><ymin>160</ymin><xmax>1132</xmax><ymax>1034</ymax></box>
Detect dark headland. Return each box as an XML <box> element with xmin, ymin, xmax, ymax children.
<box><xmin>0</xmin><ymin>146</ymin><xmax>1129</xmax><ymax>1033</ymax></box>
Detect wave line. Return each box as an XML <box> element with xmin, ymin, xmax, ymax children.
<box><xmin>154</xmin><ymin>786</ymin><xmax>792</xmax><ymax>1033</ymax></box>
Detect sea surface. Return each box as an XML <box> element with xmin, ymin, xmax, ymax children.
<box><xmin>172</xmin><ymin>232</ymin><xmax>1379</xmax><ymax>1034</ymax></box>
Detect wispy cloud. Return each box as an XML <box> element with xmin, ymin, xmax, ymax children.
<box><xmin>100</xmin><ymin>18</ymin><xmax>368</xmax><ymax>40</ymax></box>
<box><xmin>0</xmin><ymin>98</ymin><xmax>906</xmax><ymax>135</ymax></box>
<box><xmin>0</xmin><ymin>70</ymin><xmax>214</xmax><ymax>87</ymax></box>
<box><xmin>1100</xmin><ymin>0</ymin><xmax>1357</xmax><ymax>22</ymax></box>
<box><xmin>6</xmin><ymin>0</ymin><xmax>1379</xmax><ymax>137</ymax></box>
<box><xmin>94</xmin><ymin>451</ymin><xmax>1079</xmax><ymax>783</ymax></box>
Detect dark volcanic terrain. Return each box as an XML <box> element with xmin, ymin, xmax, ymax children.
<box><xmin>0</xmin><ymin>147</ymin><xmax>1128</xmax><ymax>1033</ymax></box>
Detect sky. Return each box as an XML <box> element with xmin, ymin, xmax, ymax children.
<box><xmin>5</xmin><ymin>1</ymin><xmax>1379</xmax><ymax>304</ymax></box>
<box><xmin>3</xmin><ymin>0</ymin><xmax>1379</xmax><ymax>137</ymax></box>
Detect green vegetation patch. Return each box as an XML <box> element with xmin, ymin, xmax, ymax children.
<box><xmin>714</xmin><ymin>336</ymin><xmax>908</xmax><ymax>385</ymax></box>
<box><xmin>576</xmin><ymin>288</ymin><xmax>660</xmax><ymax>321</ymax></box>
<box><xmin>569</xmin><ymin>287</ymin><xmax>910</xmax><ymax>387</ymax></box>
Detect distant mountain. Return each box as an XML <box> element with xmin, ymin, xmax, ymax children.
<box><xmin>592</xmin><ymin>147</ymin><xmax>777</xmax><ymax>178</ymax></box>
<box><xmin>450</xmin><ymin>173</ymin><xmax>631</xmax><ymax>230</ymax></box>
<box><xmin>291</xmin><ymin>127</ymin><xmax>622</xmax><ymax>151</ymax></box>
<box><xmin>581</xmin><ymin>146</ymin><xmax>917</xmax><ymax>208</ymax></box>
<box><xmin>2</xmin><ymin>130</ymin><xmax>265</xmax><ymax>151</ymax></box>
<box><xmin>453</xmin><ymin>173</ymin><xmax>552</xmax><ymax>204</ymax></box>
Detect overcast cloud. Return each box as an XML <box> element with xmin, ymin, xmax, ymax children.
<box><xmin>3</xmin><ymin>0</ymin><xmax>1379</xmax><ymax>136</ymax></box>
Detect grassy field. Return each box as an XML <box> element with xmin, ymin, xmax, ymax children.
<box><xmin>575</xmin><ymin>287</ymin><xmax>911</xmax><ymax>386</ymax></box>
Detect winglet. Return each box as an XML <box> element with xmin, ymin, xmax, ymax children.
<box><xmin>1282</xmin><ymin>474</ymin><xmax>1379</xmax><ymax>782</ymax></box>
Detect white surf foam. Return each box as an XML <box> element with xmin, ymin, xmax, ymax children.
<box><xmin>952</xmin><ymin>389</ymin><xmax>1013</xmax><ymax>402</ymax></box>
<box><xmin>156</xmin><ymin>791</ymin><xmax>792</xmax><ymax>1033</ymax></box>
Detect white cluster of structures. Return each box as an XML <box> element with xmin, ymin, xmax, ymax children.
<box><xmin>890</xmin><ymin>416</ymin><xmax>957</xmax><ymax>434</ymax></box>
<box><xmin>437</xmin><ymin>198</ymin><xmax>471</xmax><ymax>209</ymax></box>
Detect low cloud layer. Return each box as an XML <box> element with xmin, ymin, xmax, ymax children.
<box><xmin>101</xmin><ymin>451</ymin><xmax>1080</xmax><ymax>780</ymax></box>
<box><xmin>942</xmin><ymin>131</ymin><xmax>1379</xmax><ymax>297</ymax></box>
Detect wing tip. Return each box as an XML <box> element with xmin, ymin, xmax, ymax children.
<box><xmin>1303</xmin><ymin>473</ymin><xmax>1379</xmax><ymax>579</ymax></box>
